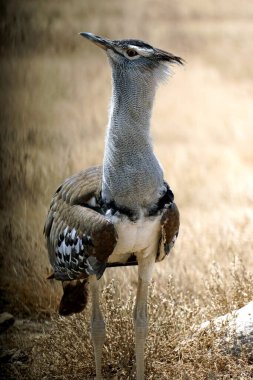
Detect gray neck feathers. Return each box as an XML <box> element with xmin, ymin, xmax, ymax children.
<box><xmin>102</xmin><ymin>63</ymin><xmax>165</xmax><ymax>214</ymax></box>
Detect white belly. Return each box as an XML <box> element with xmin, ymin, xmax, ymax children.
<box><xmin>107</xmin><ymin>213</ymin><xmax>162</xmax><ymax>263</ymax></box>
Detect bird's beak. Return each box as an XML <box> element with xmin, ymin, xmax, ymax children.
<box><xmin>156</xmin><ymin>48</ymin><xmax>184</xmax><ymax>65</ymax></box>
<box><xmin>79</xmin><ymin>32</ymin><xmax>112</xmax><ymax>50</ymax></box>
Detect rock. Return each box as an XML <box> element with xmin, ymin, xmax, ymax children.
<box><xmin>195</xmin><ymin>301</ymin><xmax>253</xmax><ymax>356</ymax></box>
<box><xmin>199</xmin><ymin>302</ymin><xmax>253</xmax><ymax>340</ymax></box>
<box><xmin>0</xmin><ymin>312</ymin><xmax>15</xmax><ymax>334</ymax></box>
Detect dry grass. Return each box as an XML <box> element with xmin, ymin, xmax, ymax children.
<box><xmin>30</xmin><ymin>265</ymin><xmax>253</xmax><ymax>379</ymax></box>
<box><xmin>1</xmin><ymin>0</ymin><xmax>253</xmax><ymax>378</ymax></box>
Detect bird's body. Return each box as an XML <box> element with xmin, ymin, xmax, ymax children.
<box><xmin>44</xmin><ymin>33</ymin><xmax>182</xmax><ymax>380</ymax></box>
<box><xmin>45</xmin><ymin>166</ymin><xmax>178</xmax><ymax>281</ymax></box>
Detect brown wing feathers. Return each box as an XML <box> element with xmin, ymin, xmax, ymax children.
<box><xmin>157</xmin><ymin>202</ymin><xmax>180</xmax><ymax>262</ymax></box>
<box><xmin>44</xmin><ymin>166</ymin><xmax>118</xmax><ymax>282</ymax></box>
<box><xmin>62</xmin><ymin>166</ymin><xmax>102</xmax><ymax>205</ymax></box>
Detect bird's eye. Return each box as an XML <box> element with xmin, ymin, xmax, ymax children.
<box><xmin>126</xmin><ymin>49</ymin><xmax>138</xmax><ymax>58</ymax></box>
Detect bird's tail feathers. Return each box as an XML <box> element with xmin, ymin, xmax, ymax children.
<box><xmin>59</xmin><ymin>278</ymin><xmax>88</xmax><ymax>316</ymax></box>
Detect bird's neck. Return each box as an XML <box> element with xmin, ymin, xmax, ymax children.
<box><xmin>102</xmin><ymin>66</ymin><xmax>164</xmax><ymax>214</ymax></box>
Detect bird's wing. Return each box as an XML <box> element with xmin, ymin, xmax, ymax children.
<box><xmin>44</xmin><ymin>166</ymin><xmax>118</xmax><ymax>281</ymax></box>
<box><xmin>156</xmin><ymin>202</ymin><xmax>180</xmax><ymax>262</ymax></box>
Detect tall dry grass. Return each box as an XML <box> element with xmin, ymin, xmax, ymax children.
<box><xmin>30</xmin><ymin>266</ymin><xmax>253</xmax><ymax>380</ymax></box>
<box><xmin>1</xmin><ymin>0</ymin><xmax>253</xmax><ymax>378</ymax></box>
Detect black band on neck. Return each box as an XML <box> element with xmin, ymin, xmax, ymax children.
<box><xmin>99</xmin><ymin>181</ymin><xmax>174</xmax><ymax>220</ymax></box>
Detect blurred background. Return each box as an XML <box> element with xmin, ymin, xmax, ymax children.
<box><xmin>0</xmin><ymin>0</ymin><xmax>253</xmax><ymax>317</ymax></box>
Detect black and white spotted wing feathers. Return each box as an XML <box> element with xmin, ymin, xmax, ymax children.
<box><xmin>44</xmin><ymin>166</ymin><xmax>118</xmax><ymax>281</ymax></box>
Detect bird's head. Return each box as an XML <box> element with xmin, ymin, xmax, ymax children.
<box><xmin>80</xmin><ymin>32</ymin><xmax>184</xmax><ymax>83</ymax></box>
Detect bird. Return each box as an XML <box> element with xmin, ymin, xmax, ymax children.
<box><xmin>44</xmin><ymin>32</ymin><xmax>182</xmax><ymax>380</ymax></box>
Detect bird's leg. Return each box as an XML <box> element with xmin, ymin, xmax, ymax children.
<box><xmin>90</xmin><ymin>275</ymin><xmax>105</xmax><ymax>380</ymax></box>
<box><xmin>133</xmin><ymin>253</ymin><xmax>155</xmax><ymax>380</ymax></box>
<box><xmin>133</xmin><ymin>278</ymin><xmax>149</xmax><ymax>380</ymax></box>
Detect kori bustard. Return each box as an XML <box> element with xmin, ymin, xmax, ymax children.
<box><xmin>44</xmin><ymin>32</ymin><xmax>182</xmax><ymax>379</ymax></box>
